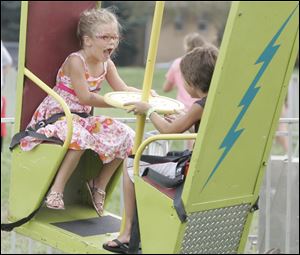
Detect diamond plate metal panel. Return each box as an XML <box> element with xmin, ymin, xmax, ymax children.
<box><xmin>180</xmin><ymin>204</ymin><xmax>251</xmax><ymax>254</ymax></box>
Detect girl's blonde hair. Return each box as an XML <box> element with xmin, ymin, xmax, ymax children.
<box><xmin>183</xmin><ymin>32</ymin><xmax>206</xmax><ymax>53</ymax></box>
<box><xmin>77</xmin><ymin>7</ymin><xmax>121</xmax><ymax>46</ymax></box>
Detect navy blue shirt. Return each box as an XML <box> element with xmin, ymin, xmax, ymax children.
<box><xmin>194</xmin><ymin>97</ymin><xmax>207</xmax><ymax>133</ymax></box>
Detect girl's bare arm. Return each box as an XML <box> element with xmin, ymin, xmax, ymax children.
<box><xmin>67</xmin><ymin>56</ymin><xmax>111</xmax><ymax>108</ymax></box>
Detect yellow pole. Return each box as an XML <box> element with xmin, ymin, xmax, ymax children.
<box><xmin>133</xmin><ymin>1</ymin><xmax>165</xmax><ymax>154</ymax></box>
<box><xmin>24</xmin><ymin>68</ymin><xmax>73</xmax><ymax>149</ymax></box>
<box><xmin>120</xmin><ymin>1</ymin><xmax>164</xmax><ymax>235</ymax></box>
<box><xmin>14</xmin><ymin>1</ymin><xmax>28</xmax><ymax>133</ymax></box>
<box><xmin>96</xmin><ymin>1</ymin><xmax>101</xmax><ymax>9</ymax></box>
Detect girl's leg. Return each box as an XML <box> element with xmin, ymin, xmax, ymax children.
<box><xmin>51</xmin><ymin>149</ymin><xmax>85</xmax><ymax>193</ymax></box>
<box><xmin>46</xmin><ymin>149</ymin><xmax>84</xmax><ymax>209</ymax></box>
<box><xmin>92</xmin><ymin>158</ymin><xmax>123</xmax><ymax>191</ymax></box>
<box><xmin>87</xmin><ymin>158</ymin><xmax>123</xmax><ymax>215</ymax></box>
<box><xmin>105</xmin><ymin>161</ymin><xmax>136</xmax><ymax>246</ymax></box>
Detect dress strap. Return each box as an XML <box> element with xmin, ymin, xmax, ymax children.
<box><xmin>70</xmin><ymin>52</ymin><xmax>89</xmax><ymax>73</ymax></box>
<box><xmin>102</xmin><ymin>61</ymin><xmax>108</xmax><ymax>76</ymax></box>
<box><xmin>104</xmin><ymin>61</ymin><xmax>108</xmax><ymax>72</ymax></box>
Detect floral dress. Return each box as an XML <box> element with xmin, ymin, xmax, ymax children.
<box><xmin>20</xmin><ymin>52</ymin><xmax>135</xmax><ymax>163</ymax></box>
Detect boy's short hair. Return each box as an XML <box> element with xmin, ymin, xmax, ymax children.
<box><xmin>180</xmin><ymin>44</ymin><xmax>218</xmax><ymax>93</ymax></box>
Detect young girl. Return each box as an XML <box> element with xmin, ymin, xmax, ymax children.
<box><xmin>19</xmin><ymin>8</ymin><xmax>141</xmax><ymax>216</ymax></box>
<box><xmin>103</xmin><ymin>45</ymin><xmax>219</xmax><ymax>253</ymax></box>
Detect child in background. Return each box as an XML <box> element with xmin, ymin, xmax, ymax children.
<box><xmin>163</xmin><ymin>32</ymin><xmax>206</xmax><ymax>110</ymax></box>
<box><xmin>103</xmin><ymin>44</ymin><xmax>219</xmax><ymax>253</ymax></box>
<box><xmin>19</xmin><ymin>8</ymin><xmax>141</xmax><ymax>216</ymax></box>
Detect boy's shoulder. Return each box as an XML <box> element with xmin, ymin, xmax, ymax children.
<box><xmin>194</xmin><ymin>97</ymin><xmax>207</xmax><ymax>108</ymax></box>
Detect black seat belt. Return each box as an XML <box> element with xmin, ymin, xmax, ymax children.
<box><xmin>1</xmin><ymin>178</ymin><xmax>54</xmax><ymax>232</ymax></box>
<box><xmin>2</xmin><ymin>112</ymin><xmax>90</xmax><ymax>231</ymax></box>
<box><xmin>9</xmin><ymin>112</ymin><xmax>90</xmax><ymax>150</ymax></box>
<box><xmin>128</xmin><ymin>206</ymin><xmax>140</xmax><ymax>254</ymax></box>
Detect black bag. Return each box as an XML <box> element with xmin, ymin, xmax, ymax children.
<box><xmin>141</xmin><ymin>149</ymin><xmax>192</xmax><ymax>188</ymax></box>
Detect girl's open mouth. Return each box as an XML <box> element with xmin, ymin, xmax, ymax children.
<box><xmin>103</xmin><ymin>48</ymin><xmax>113</xmax><ymax>58</ymax></box>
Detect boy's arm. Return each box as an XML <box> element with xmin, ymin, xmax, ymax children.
<box><xmin>150</xmin><ymin>104</ymin><xmax>202</xmax><ymax>133</ymax></box>
<box><xmin>126</xmin><ymin>101</ymin><xmax>203</xmax><ymax>134</ymax></box>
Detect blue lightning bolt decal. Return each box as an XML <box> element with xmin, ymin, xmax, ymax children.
<box><xmin>201</xmin><ymin>5</ymin><xmax>298</xmax><ymax>191</ymax></box>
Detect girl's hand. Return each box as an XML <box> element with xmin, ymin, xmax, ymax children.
<box><xmin>150</xmin><ymin>89</ymin><xmax>159</xmax><ymax>97</ymax></box>
<box><xmin>124</xmin><ymin>101</ymin><xmax>152</xmax><ymax>115</ymax></box>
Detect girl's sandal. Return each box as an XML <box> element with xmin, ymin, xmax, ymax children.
<box><xmin>86</xmin><ymin>180</ymin><xmax>106</xmax><ymax>217</ymax></box>
<box><xmin>45</xmin><ymin>191</ymin><xmax>65</xmax><ymax>210</ymax></box>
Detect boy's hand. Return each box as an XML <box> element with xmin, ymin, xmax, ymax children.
<box><xmin>164</xmin><ymin>109</ymin><xmax>186</xmax><ymax>122</ymax></box>
<box><xmin>164</xmin><ymin>114</ymin><xmax>176</xmax><ymax>123</ymax></box>
<box><xmin>124</xmin><ymin>101</ymin><xmax>151</xmax><ymax>115</ymax></box>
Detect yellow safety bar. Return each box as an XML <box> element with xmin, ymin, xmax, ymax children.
<box><xmin>24</xmin><ymin>68</ymin><xmax>73</xmax><ymax>149</ymax></box>
<box><xmin>134</xmin><ymin>134</ymin><xmax>197</xmax><ymax>175</ymax></box>
<box><xmin>133</xmin><ymin>1</ymin><xmax>165</xmax><ymax>153</ymax></box>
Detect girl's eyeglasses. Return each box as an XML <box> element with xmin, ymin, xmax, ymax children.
<box><xmin>95</xmin><ymin>34</ymin><xmax>121</xmax><ymax>43</ymax></box>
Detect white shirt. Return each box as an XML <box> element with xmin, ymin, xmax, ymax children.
<box><xmin>1</xmin><ymin>40</ymin><xmax>13</xmax><ymax>88</ymax></box>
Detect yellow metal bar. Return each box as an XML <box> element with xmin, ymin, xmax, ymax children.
<box><xmin>24</xmin><ymin>68</ymin><xmax>73</xmax><ymax>149</ymax></box>
<box><xmin>14</xmin><ymin>1</ymin><xmax>28</xmax><ymax>133</ymax></box>
<box><xmin>133</xmin><ymin>1</ymin><xmax>165</xmax><ymax>153</ymax></box>
<box><xmin>133</xmin><ymin>133</ymin><xmax>197</xmax><ymax>175</ymax></box>
<box><xmin>96</xmin><ymin>1</ymin><xmax>101</xmax><ymax>9</ymax></box>
<box><xmin>122</xmin><ymin>1</ymin><xmax>164</xmax><ymax>236</ymax></box>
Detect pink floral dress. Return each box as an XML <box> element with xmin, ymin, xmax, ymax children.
<box><xmin>20</xmin><ymin>52</ymin><xmax>134</xmax><ymax>163</ymax></box>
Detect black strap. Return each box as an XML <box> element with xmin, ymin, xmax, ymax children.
<box><xmin>137</xmin><ymin>152</ymin><xmax>190</xmax><ymax>223</ymax></box>
<box><xmin>128</xmin><ymin>205</ymin><xmax>140</xmax><ymax>254</ymax></box>
<box><xmin>143</xmin><ymin>168</ymin><xmax>187</xmax><ymax>222</ymax></box>
<box><xmin>250</xmin><ymin>196</ymin><xmax>259</xmax><ymax>212</ymax></box>
<box><xmin>10</xmin><ymin>130</ymin><xmax>63</xmax><ymax>150</ymax></box>
<box><xmin>1</xmin><ymin>178</ymin><xmax>54</xmax><ymax>232</ymax></box>
<box><xmin>128</xmin><ymin>149</ymin><xmax>191</xmax><ymax>165</ymax></box>
<box><xmin>143</xmin><ymin>167</ymin><xmax>184</xmax><ymax>188</ymax></box>
<box><xmin>9</xmin><ymin>111</ymin><xmax>90</xmax><ymax>150</ymax></box>
<box><xmin>173</xmin><ymin>183</ymin><xmax>187</xmax><ymax>223</ymax></box>
<box><xmin>2</xmin><ymin>112</ymin><xmax>90</xmax><ymax>230</ymax></box>
<box><xmin>1</xmin><ymin>206</ymin><xmax>42</xmax><ymax>231</ymax></box>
